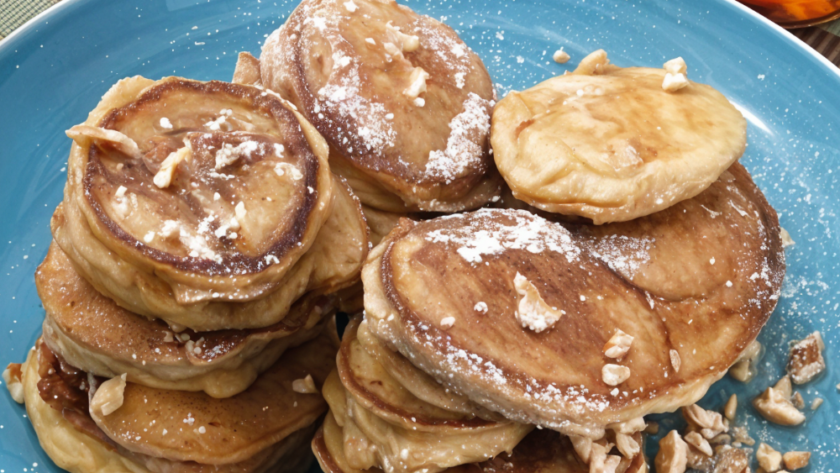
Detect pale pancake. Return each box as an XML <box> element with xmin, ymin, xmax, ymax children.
<box><xmin>313</xmin><ymin>414</ymin><xmax>648</xmax><ymax>473</ymax></box>
<box><xmin>363</xmin><ymin>163</ymin><xmax>784</xmax><ymax>438</ymax></box>
<box><xmin>259</xmin><ymin>0</ymin><xmax>502</xmax><ymax>212</ymax></box>
<box><xmin>492</xmin><ymin>50</ymin><xmax>747</xmax><ymax>224</ymax></box>
<box><xmin>55</xmin><ymin>75</ymin><xmax>368</xmax><ymax>331</ymax></box>
<box><xmin>18</xmin><ymin>340</ymin><xmax>321</xmax><ymax>473</ymax></box>
<box><xmin>362</xmin><ymin>205</ymin><xmax>410</xmax><ymax>247</ymax></box>
<box><xmin>37</xmin><ymin>243</ymin><xmax>333</xmax><ymax>398</ymax></box>
<box><xmin>328</xmin><ymin>317</ymin><xmax>531</xmax><ymax>473</ymax></box>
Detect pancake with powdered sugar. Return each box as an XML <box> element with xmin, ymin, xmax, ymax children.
<box><xmin>363</xmin><ymin>163</ymin><xmax>784</xmax><ymax>438</ymax></box>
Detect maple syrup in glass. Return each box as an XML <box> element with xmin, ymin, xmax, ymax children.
<box><xmin>740</xmin><ymin>0</ymin><xmax>840</xmax><ymax>27</ymax></box>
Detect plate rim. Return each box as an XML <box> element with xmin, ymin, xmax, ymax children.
<box><xmin>0</xmin><ymin>0</ymin><xmax>838</xmax><ymax>81</ymax></box>
<box><xmin>722</xmin><ymin>0</ymin><xmax>840</xmax><ymax>76</ymax></box>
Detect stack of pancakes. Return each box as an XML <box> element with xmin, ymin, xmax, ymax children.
<box><xmin>7</xmin><ymin>75</ymin><xmax>369</xmax><ymax>472</ymax></box>
<box><xmin>234</xmin><ymin>2</ymin><xmax>784</xmax><ymax>473</ymax></box>
<box><xmin>5</xmin><ymin>0</ymin><xmax>788</xmax><ymax>472</ymax></box>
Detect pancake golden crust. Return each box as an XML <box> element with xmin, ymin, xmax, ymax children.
<box><xmin>491</xmin><ymin>51</ymin><xmax>747</xmax><ymax>224</ymax></box>
<box><xmin>340</xmin><ymin>318</ymin><xmax>507</xmax><ymax>428</ymax></box>
<box><xmin>313</xmin><ymin>415</ymin><xmax>647</xmax><ymax>473</ymax></box>
<box><xmin>19</xmin><ymin>327</ymin><xmax>336</xmax><ymax>472</ymax></box>
<box><xmin>89</xmin><ymin>327</ymin><xmax>336</xmax><ymax>465</ymax></box>
<box><xmin>327</xmin><ymin>317</ymin><xmax>532</xmax><ymax>473</ymax></box>
<box><xmin>17</xmin><ymin>340</ymin><xmax>322</xmax><ymax>473</ymax></box>
<box><xmin>55</xmin><ymin>75</ymin><xmax>368</xmax><ymax>331</ymax></box>
<box><xmin>363</xmin><ymin>163</ymin><xmax>784</xmax><ymax>437</ymax></box>
<box><xmin>260</xmin><ymin>0</ymin><xmax>502</xmax><ymax>212</ymax></box>
<box><xmin>37</xmin><ymin>243</ymin><xmax>334</xmax><ymax>398</ymax></box>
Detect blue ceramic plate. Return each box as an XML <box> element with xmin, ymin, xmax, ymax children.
<box><xmin>1</xmin><ymin>0</ymin><xmax>838</xmax><ymax>471</ymax></box>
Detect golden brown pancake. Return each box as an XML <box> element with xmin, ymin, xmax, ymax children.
<box><xmin>53</xmin><ymin>75</ymin><xmax>368</xmax><ymax>331</ymax></box>
<box><xmin>491</xmin><ymin>50</ymin><xmax>747</xmax><ymax>224</ymax></box>
<box><xmin>362</xmin><ymin>205</ymin><xmax>411</xmax><ymax>247</ymax></box>
<box><xmin>313</xmin><ymin>414</ymin><xmax>648</xmax><ymax>473</ymax></box>
<box><xmin>363</xmin><ymin>163</ymin><xmax>784</xmax><ymax>438</ymax></box>
<box><xmin>13</xmin><ymin>329</ymin><xmax>335</xmax><ymax>473</ymax></box>
<box><xmin>258</xmin><ymin>0</ymin><xmax>502</xmax><ymax>212</ymax></box>
<box><xmin>37</xmin><ymin>243</ymin><xmax>333</xmax><ymax>398</ymax></box>
<box><xmin>326</xmin><ymin>317</ymin><xmax>532</xmax><ymax>473</ymax></box>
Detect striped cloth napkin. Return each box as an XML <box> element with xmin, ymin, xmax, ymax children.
<box><xmin>1</xmin><ymin>0</ymin><xmax>839</xmax><ymax>66</ymax></box>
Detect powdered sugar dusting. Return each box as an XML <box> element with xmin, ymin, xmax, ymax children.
<box><xmin>425</xmin><ymin>93</ymin><xmax>492</xmax><ymax>184</ymax></box>
<box><xmin>424</xmin><ymin>209</ymin><xmax>581</xmax><ymax>264</ymax></box>
<box><xmin>588</xmin><ymin>234</ymin><xmax>652</xmax><ymax>279</ymax></box>
<box><xmin>402</xmin><ymin>312</ymin><xmax>611</xmax><ymax>424</ymax></box>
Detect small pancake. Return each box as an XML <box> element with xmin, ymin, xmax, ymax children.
<box><xmin>363</xmin><ymin>163</ymin><xmax>784</xmax><ymax>438</ymax></box>
<box><xmin>492</xmin><ymin>50</ymin><xmax>747</xmax><ymax>224</ymax></box>
<box><xmin>17</xmin><ymin>338</ymin><xmax>324</xmax><ymax>473</ymax></box>
<box><xmin>37</xmin><ymin>242</ymin><xmax>334</xmax><ymax>398</ymax></box>
<box><xmin>329</xmin><ymin>317</ymin><xmax>531</xmax><ymax>473</ymax></box>
<box><xmin>55</xmin><ymin>75</ymin><xmax>369</xmax><ymax>331</ymax></box>
<box><xmin>85</xmin><ymin>323</ymin><xmax>335</xmax><ymax>467</ymax></box>
<box><xmin>68</xmin><ymin>76</ymin><xmax>332</xmax><ymax>300</ymax></box>
<box><xmin>259</xmin><ymin>0</ymin><xmax>502</xmax><ymax>212</ymax></box>
<box><xmin>355</xmin><ymin>318</ymin><xmax>500</xmax><ymax>419</ymax></box>
<box><xmin>313</xmin><ymin>414</ymin><xmax>647</xmax><ymax>473</ymax></box>
<box><xmin>361</xmin><ymin>205</ymin><xmax>410</xmax><ymax>247</ymax></box>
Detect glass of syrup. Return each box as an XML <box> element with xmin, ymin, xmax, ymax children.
<box><xmin>740</xmin><ymin>0</ymin><xmax>840</xmax><ymax>27</ymax></box>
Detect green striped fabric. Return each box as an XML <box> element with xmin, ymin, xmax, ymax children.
<box><xmin>0</xmin><ymin>0</ymin><xmax>59</xmax><ymax>39</ymax></box>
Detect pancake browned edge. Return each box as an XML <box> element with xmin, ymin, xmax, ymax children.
<box><xmin>313</xmin><ymin>417</ymin><xmax>648</xmax><ymax>473</ymax></box>
<box><xmin>363</xmin><ymin>162</ymin><xmax>784</xmax><ymax>439</ymax></box>
<box><xmin>326</xmin><ymin>316</ymin><xmax>531</xmax><ymax>473</ymax></box>
<box><xmin>55</xmin><ymin>75</ymin><xmax>369</xmax><ymax>331</ymax></box>
<box><xmin>255</xmin><ymin>0</ymin><xmax>502</xmax><ymax>213</ymax></box>
<box><xmin>6</xmin><ymin>325</ymin><xmax>337</xmax><ymax>473</ymax></box>
<box><xmin>37</xmin><ymin>242</ymin><xmax>336</xmax><ymax>398</ymax></box>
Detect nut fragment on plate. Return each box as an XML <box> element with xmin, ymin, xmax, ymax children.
<box><xmin>780</xmin><ymin>227</ymin><xmax>795</xmax><ymax>247</ymax></box>
<box><xmin>724</xmin><ymin>394</ymin><xmax>737</xmax><ymax>420</ymax></box>
<box><xmin>615</xmin><ymin>432</ymin><xmax>641</xmax><ymax>458</ymax></box>
<box><xmin>552</xmin><ymin>48</ymin><xmax>570</xmax><ymax>64</ymax></box>
<box><xmin>731</xmin><ymin>426</ymin><xmax>755</xmax><ymax>447</ymax></box>
<box><xmin>292</xmin><ymin>374</ymin><xmax>318</xmax><ymax>394</ymax></box>
<box><xmin>569</xmin><ymin>435</ymin><xmax>593</xmax><ymax>463</ymax></box>
<box><xmin>787</xmin><ymin>331</ymin><xmax>825</xmax><ymax>384</ymax></box>
<box><xmin>714</xmin><ymin>447</ymin><xmax>750</xmax><ymax>473</ymax></box>
<box><xmin>655</xmin><ymin>430</ymin><xmax>687</xmax><ymax>473</ymax></box>
<box><xmin>684</xmin><ymin>431</ymin><xmax>713</xmax><ymax>457</ymax></box>
<box><xmin>682</xmin><ymin>404</ymin><xmax>727</xmax><ymax>439</ymax></box>
<box><xmin>753</xmin><ymin>378</ymin><xmax>806</xmax><ymax>426</ymax></box>
<box><xmin>757</xmin><ymin>443</ymin><xmax>783</xmax><ymax>472</ymax></box>
<box><xmin>729</xmin><ymin>340</ymin><xmax>763</xmax><ymax>382</ymax></box>
<box><xmin>603</xmin><ymin>329</ymin><xmax>634</xmax><ymax>358</ymax></box>
<box><xmin>791</xmin><ymin>391</ymin><xmax>805</xmax><ymax>409</ymax></box>
<box><xmin>782</xmin><ymin>451</ymin><xmax>810</xmax><ymax>470</ymax></box>
<box><xmin>2</xmin><ymin>363</ymin><xmax>23</xmax><ymax>404</ymax></box>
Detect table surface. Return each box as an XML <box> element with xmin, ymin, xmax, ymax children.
<box><xmin>6</xmin><ymin>0</ymin><xmax>840</xmax><ymax>67</ymax></box>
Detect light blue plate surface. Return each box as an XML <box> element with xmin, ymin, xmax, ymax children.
<box><xmin>1</xmin><ymin>0</ymin><xmax>839</xmax><ymax>471</ymax></box>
